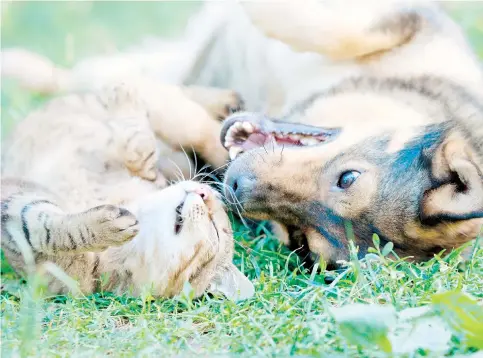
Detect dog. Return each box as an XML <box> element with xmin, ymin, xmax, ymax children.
<box><xmin>219</xmin><ymin>1</ymin><xmax>483</xmax><ymax>266</ymax></box>
<box><xmin>2</xmin><ymin>1</ymin><xmax>482</xmax><ymax>268</ymax></box>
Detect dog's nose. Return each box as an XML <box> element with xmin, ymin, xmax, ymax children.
<box><xmin>226</xmin><ymin>174</ymin><xmax>256</xmax><ymax>203</ymax></box>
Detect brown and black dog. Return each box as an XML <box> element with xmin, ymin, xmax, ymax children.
<box><xmin>219</xmin><ymin>1</ymin><xmax>483</xmax><ymax>266</ymax></box>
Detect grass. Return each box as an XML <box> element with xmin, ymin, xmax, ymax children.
<box><xmin>1</xmin><ymin>2</ymin><xmax>483</xmax><ymax>357</ymax></box>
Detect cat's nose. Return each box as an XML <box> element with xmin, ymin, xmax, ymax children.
<box><xmin>192</xmin><ymin>185</ymin><xmax>211</xmax><ymax>202</ymax></box>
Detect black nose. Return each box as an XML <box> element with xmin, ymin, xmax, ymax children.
<box><xmin>225</xmin><ymin>174</ymin><xmax>256</xmax><ymax>204</ymax></box>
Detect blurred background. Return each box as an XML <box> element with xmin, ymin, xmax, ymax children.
<box><xmin>1</xmin><ymin>1</ymin><xmax>202</xmax><ymax>137</ymax></box>
<box><xmin>1</xmin><ymin>1</ymin><xmax>482</xmax><ymax>137</ymax></box>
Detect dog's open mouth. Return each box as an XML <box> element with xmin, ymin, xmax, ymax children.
<box><xmin>221</xmin><ymin>112</ymin><xmax>340</xmax><ymax>160</ymax></box>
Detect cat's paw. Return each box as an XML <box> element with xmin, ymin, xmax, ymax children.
<box><xmin>102</xmin><ymin>82</ymin><xmax>160</xmax><ymax>181</ymax></box>
<box><xmin>123</xmin><ymin>131</ymin><xmax>159</xmax><ymax>181</ymax></box>
<box><xmin>101</xmin><ymin>81</ymin><xmax>146</xmax><ymax>115</ymax></box>
<box><xmin>87</xmin><ymin>205</ymin><xmax>139</xmax><ymax>249</ymax></box>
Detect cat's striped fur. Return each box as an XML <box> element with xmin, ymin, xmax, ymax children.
<box><xmin>1</xmin><ymin>83</ymin><xmax>254</xmax><ymax>300</ymax></box>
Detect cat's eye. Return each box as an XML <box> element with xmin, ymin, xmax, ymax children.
<box><xmin>337</xmin><ymin>170</ymin><xmax>361</xmax><ymax>189</ymax></box>
<box><xmin>174</xmin><ymin>202</ymin><xmax>184</xmax><ymax>234</ymax></box>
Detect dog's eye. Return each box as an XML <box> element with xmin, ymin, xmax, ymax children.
<box><xmin>337</xmin><ymin>170</ymin><xmax>361</xmax><ymax>189</ymax></box>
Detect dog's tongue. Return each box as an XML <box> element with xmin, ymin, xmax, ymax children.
<box><xmin>221</xmin><ymin>112</ymin><xmax>342</xmax><ymax>158</ymax></box>
<box><xmin>242</xmin><ymin>132</ymin><xmax>274</xmax><ymax>150</ymax></box>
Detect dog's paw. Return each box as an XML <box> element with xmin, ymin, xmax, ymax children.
<box><xmin>185</xmin><ymin>86</ymin><xmax>245</xmax><ymax>121</ymax></box>
<box><xmin>86</xmin><ymin>205</ymin><xmax>139</xmax><ymax>248</ymax></box>
<box><xmin>215</xmin><ymin>90</ymin><xmax>245</xmax><ymax>120</ymax></box>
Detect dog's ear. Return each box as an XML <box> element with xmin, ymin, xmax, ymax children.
<box><xmin>208</xmin><ymin>263</ymin><xmax>254</xmax><ymax>301</ymax></box>
<box><xmin>422</xmin><ymin>132</ymin><xmax>483</xmax><ymax>225</ymax></box>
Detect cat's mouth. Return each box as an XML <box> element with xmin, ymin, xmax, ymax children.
<box><xmin>173</xmin><ymin>196</ymin><xmax>220</xmax><ymax>239</ymax></box>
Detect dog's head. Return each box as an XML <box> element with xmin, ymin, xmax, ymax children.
<box><xmin>222</xmin><ymin>77</ymin><xmax>483</xmax><ymax>265</ymax></box>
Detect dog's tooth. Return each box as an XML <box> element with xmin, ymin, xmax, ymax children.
<box><xmin>300</xmin><ymin>137</ymin><xmax>319</xmax><ymax>146</ymax></box>
<box><xmin>299</xmin><ymin>137</ymin><xmax>309</xmax><ymax>145</ymax></box>
<box><xmin>233</xmin><ymin>123</ymin><xmax>242</xmax><ymax>131</ymax></box>
<box><xmin>226</xmin><ymin>124</ymin><xmax>241</xmax><ymax>141</ymax></box>
<box><xmin>224</xmin><ymin>132</ymin><xmax>234</xmax><ymax>142</ymax></box>
<box><xmin>275</xmin><ymin>133</ymin><xmax>285</xmax><ymax>139</ymax></box>
<box><xmin>242</xmin><ymin>122</ymin><xmax>254</xmax><ymax>133</ymax></box>
<box><xmin>289</xmin><ymin>134</ymin><xmax>301</xmax><ymax>141</ymax></box>
<box><xmin>229</xmin><ymin>146</ymin><xmax>243</xmax><ymax>160</ymax></box>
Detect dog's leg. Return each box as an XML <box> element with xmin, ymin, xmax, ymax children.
<box><xmin>242</xmin><ymin>0</ymin><xmax>427</xmax><ymax>61</ymax></box>
<box><xmin>1</xmin><ymin>49</ymin><xmax>175</xmax><ymax>95</ymax></box>
<box><xmin>1</xmin><ymin>48</ymin><xmax>73</xmax><ymax>94</ymax></box>
<box><xmin>242</xmin><ymin>1</ymin><xmax>482</xmax><ymax>93</ymax></box>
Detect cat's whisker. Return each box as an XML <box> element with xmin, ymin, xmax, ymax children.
<box><xmin>177</xmin><ymin>143</ymin><xmax>193</xmax><ymax>181</ymax></box>
<box><xmin>190</xmin><ymin>145</ymin><xmax>199</xmax><ymax>180</ymax></box>
<box><xmin>166</xmin><ymin>158</ymin><xmax>186</xmax><ymax>183</ymax></box>
<box><xmin>191</xmin><ymin>163</ymin><xmax>213</xmax><ymax>182</ymax></box>
<box><xmin>201</xmin><ymin>180</ymin><xmax>251</xmax><ymax>228</ymax></box>
<box><xmin>189</xmin><ymin>154</ymin><xmax>231</xmax><ymax>184</ymax></box>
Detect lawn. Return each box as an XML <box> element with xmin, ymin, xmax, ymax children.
<box><xmin>1</xmin><ymin>2</ymin><xmax>483</xmax><ymax>357</ymax></box>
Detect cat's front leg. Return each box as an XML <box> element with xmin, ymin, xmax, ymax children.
<box><xmin>1</xmin><ymin>180</ymin><xmax>139</xmax><ymax>258</ymax></box>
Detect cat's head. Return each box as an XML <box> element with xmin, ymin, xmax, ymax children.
<box><xmin>135</xmin><ymin>180</ymin><xmax>254</xmax><ymax>301</ymax></box>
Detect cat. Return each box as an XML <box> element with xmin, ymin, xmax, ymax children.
<box><xmin>1</xmin><ymin>82</ymin><xmax>254</xmax><ymax>300</ymax></box>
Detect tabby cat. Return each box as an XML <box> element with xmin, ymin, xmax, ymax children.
<box><xmin>1</xmin><ymin>82</ymin><xmax>254</xmax><ymax>300</ymax></box>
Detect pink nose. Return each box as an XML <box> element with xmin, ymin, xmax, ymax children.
<box><xmin>193</xmin><ymin>185</ymin><xmax>211</xmax><ymax>201</ymax></box>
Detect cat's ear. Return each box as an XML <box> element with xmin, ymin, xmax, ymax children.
<box><xmin>208</xmin><ymin>263</ymin><xmax>254</xmax><ymax>301</ymax></box>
